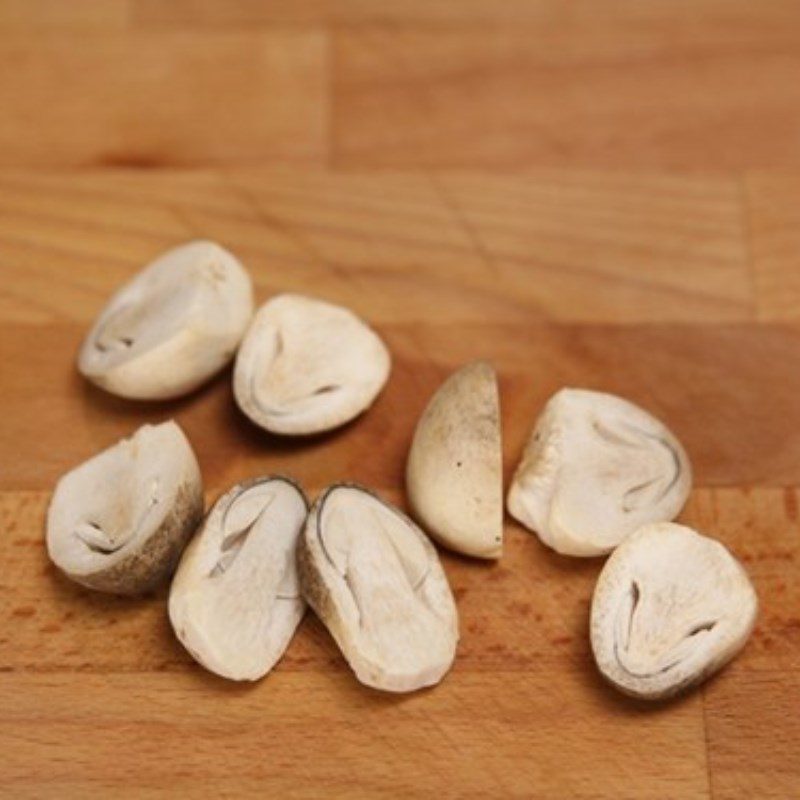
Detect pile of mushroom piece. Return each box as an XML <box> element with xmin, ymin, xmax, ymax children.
<box><xmin>47</xmin><ymin>240</ymin><xmax>758</xmax><ymax>699</ymax></box>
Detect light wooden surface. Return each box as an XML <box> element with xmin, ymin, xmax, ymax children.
<box><xmin>0</xmin><ymin>3</ymin><xmax>799</xmax><ymax>798</ymax></box>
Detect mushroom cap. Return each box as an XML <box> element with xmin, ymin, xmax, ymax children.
<box><xmin>46</xmin><ymin>421</ymin><xmax>204</xmax><ymax>595</ymax></box>
<box><xmin>507</xmin><ymin>388</ymin><xmax>692</xmax><ymax>557</ymax></box>
<box><xmin>169</xmin><ymin>476</ymin><xmax>308</xmax><ymax>681</ymax></box>
<box><xmin>406</xmin><ymin>361</ymin><xmax>503</xmax><ymax>559</ymax></box>
<box><xmin>590</xmin><ymin>522</ymin><xmax>758</xmax><ymax>700</ymax></box>
<box><xmin>233</xmin><ymin>293</ymin><xmax>391</xmax><ymax>435</ymax></box>
<box><xmin>78</xmin><ymin>240</ymin><xmax>253</xmax><ymax>400</ymax></box>
<box><xmin>298</xmin><ymin>484</ymin><xmax>459</xmax><ymax>693</ymax></box>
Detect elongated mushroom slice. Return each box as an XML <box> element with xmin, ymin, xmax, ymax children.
<box><xmin>233</xmin><ymin>294</ymin><xmax>391</xmax><ymax>435</ymax></box>
<box><xmin>507</xmin><ymin>388</ymin><xmax>691</xmax><ymax>557</ymax></box>
<box><xmin>47</xmin><ymin>421</ymin><xmax>204</xmax><ymax>595</ymax></box>
<box><xmin>406</xmin><ymin>361</ymin><xmax>502</xmax><ymax>559</ymax></box>
<box><xmin>169</xmin><ymin>476</ymin><xmax>308</xmax><ymax>681</ymax></box>
<box><xmin>79</xmin><ymin>240</ymin><xmax>253</xmax><ymax>400</ymax></box>
<box><xmin>298</xmin><ymin>484</ymin><xmax>459</xmax><ymax>693</ymax></box>
<box><xmin>591</xmin><ymin>522</ymin><xmax>757</xmax><ymax>700</ymax></box>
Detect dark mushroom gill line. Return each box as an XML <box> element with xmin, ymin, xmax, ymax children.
<box><xmin>209</xmin><ymin>491</ymin><xmax>275</xmax><ymax>578</ymax></box>
<box><xmin>93</xmin><ymin>302</ymin><xmax>139</xmax><ymax>354</ymax></box>
<box><xmin>612</xmin><ymin>579</ymin><xmax>721</xmax><ymax>679</ymax></box>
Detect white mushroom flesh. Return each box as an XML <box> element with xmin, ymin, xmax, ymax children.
<box><xmin>591</xmin><ymin>522</ymin><xmax>757</xmax><ymax>700</ymax></box>
<box><xmin>233</xmin><ymin>294</ymin><xmax>391</xmax><ymax>435</ymax></box>
<box><xmin>406</xmin><ymin>361</ymin><xmax>503</xmax><ymax>559</ymax></box>
<box><xmin>47</xmin><ymin>421</ymin><xmax>204</xmax><ymax>595</ymax></box>
<box><xmin>169</xmin><ymin>477</ymin><xmax>308</xmax><ymax>681</ymax></box>
<box><xmin>507</xmin><ymin>388</ymin><xmax>692</xmax><ymax>556</ymax></box>
<box><xmin>79</xmin><ymin>240</ymin><xmax>253</xmax><ymax>400</ymax></box>
<box><xmin>299</xmin><ymin>485</ymin><xmax>459</xmax><ymax>693</ymax></box>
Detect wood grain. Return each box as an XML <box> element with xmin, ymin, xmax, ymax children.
<box><xmin>332</xmin><ymin>24</ymin><xmax>800</xmax><ymax>169</ymax></box>
<box><xmin>6</xmin><ymin>318</ymin><xmax>800</xmax><ymax>494</ymax></box>
<box><xmin>0</xmin><ymin>32</ymin><xmax>327</xmax><ymax>167</ymax></box>
<box><xmin>0</xmin><ymin>672</ymin><xmax>709</xmax><ymax>799</ymax></box>
<box><xmin>2</xmin><ymin>2</ymin><xmax>800</xmax><ymax>168</ymax></box>
<box><xmin>3</xmin><ymin>488</ymin><xmax>796</xmax><ymax>677</ymax></box>
<box><xmin>3</xmin><ymin>484</ymin><xmax>797</xmax><ymax>797</ymax></box>
<box><xmin>131</xmin><ymin>0</ymin><xmax>800</xmax><ymax>28</ymax></box>
<box><xmin>1</xmin><ymin>1</ymin><xmax>799</xmax><ymax>795</ymax></box>
<box><xmin>686</xmin><ymin>490</ymin><xmax>800</xmax><ymax>672</ymax></box>
<box><xmin>705</xmin><ymin>669</ymin><xmax>800</xmax><ymax>799</ymax></box>
<box><xmin>229</xmin><ymin>168</ymin><xmax>753</xmax><ymax>323</ymax></box>
<box><xmin>0</xmin><ymin>0</ymin><xmax>128</xmax><ymax>29</ymax></box>
<box><xmin>746</xmin><ymin>171</ymin><xmax>800</xmax><ymax>321</ymax></box>
<box><xmin>0</xmin><ymin>169</ymin><xmax>797</xmax><ymax>797</ymax></box>
<box><xmin>0</xmin><ymin>168</ymin><xmax>751</xmax><ymax>325</ymax></box>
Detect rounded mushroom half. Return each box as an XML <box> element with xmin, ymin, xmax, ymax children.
<box><xmin>169</xmin><ymin>476</ymin><xmax>308</xmax><ymax>681</ymax></box>
<box><xmin>507</xmin><ymin>388</ymin><xmax>692</xmax><ymax>556</ymax></box>
<box><xmin>298</xmin><ymin>484</ymin><xmax>459</xmax><ymax>693</ymax></box>
<box><xmin>233</xmin><ymin>294</ymin><xmax>391</xmax><ymax>435</ymax></box>
<box><xmin>591</xmin><ymin>522</ymin><xmax>757</xmax><ymax>700</ymax></box>
<box><xmin>79</xmin><ymin>240</ymin><xmax>253</xmax><ymax>400</ymax></box>
<box><xmin>406</xmin><ymin>361</ymin><xmax>503</xmax><ymax>559</ymax></box>
<box><xmin>47</xmin><ymin>421</ymin><xmax>204</xmax><ymax>595</ymax></box>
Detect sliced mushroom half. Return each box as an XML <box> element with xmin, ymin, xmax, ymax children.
<box><xmin>169</xmin><ymin>476</ymin><xmax>308</xmax><ymax>681</ymax></box>
<box><xmin>591</xmin><ymin>522</ymin><xmax>757</xmax><ymax>700</ymax></box>
<box><xmin>79</xmin><ymin>240</ymin><xmax>253</xmax><ymax>400</ymax></box>
<box><xmin>298</xmin><ymin>484</ymin><xmax>459</xmax><ymax>693</ymax></box>
<box><xmin>406</xmin><ymin>361</ymin><xmax>503</xmax><ymax>559</ymax></box>
<box><xmin>46</xmin><ymin>421</ymin><xmax>204</xmax><ymax>595</ymax></box>
<box><xmin>233</xmin><ymin>294</ymin><xmax>391</xmax><ymax>435</ymax></box>
<box><xmin>507</xmin><ymin>388</ymin><xmax>692</xmax><ymax>557</ymax></box>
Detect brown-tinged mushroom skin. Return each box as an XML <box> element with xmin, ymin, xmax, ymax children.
<box><xmin>46</xmin><ymin>421</ymin><xmax>204</xmax><ymax>596</ymax></box>
<box><xmin>406</xmin><ymin>361</ymin><xmax>503</xmax><ymax>560</ymax></box>
<box><xmin>78</xmin><ymin>481</ymin><xmax>203</xmax><ymax>595</ymax></box>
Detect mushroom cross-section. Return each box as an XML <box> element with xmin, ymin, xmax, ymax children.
<box><xmin>78</xmin><ymin>240</ymin><xmax>253</xmax><ymax>400</ymax></box>
<box><xmin>406</xmin><ymin>361</ymin><xmax>503</xmax><ymax>559</ymax></box>
<box><xmin>46</xmin><ymin>421</ymin><xmax>204</xmax><ymax>595</ymax></box>
<box><xmin>298</xmin><ymin>484</ymin><xmax>459</xmax><ymax>693</ymax></box>
<box><xmin>590</xmin><ymin>522</ymin><xmax>757</xmax><ymax>700</ymax></box>
<box><xmin>233</xmin><ymin>294</ymin><xmax>391</xmax><ymax>435</ymax></box>
<box><xmin>507</xmin><ymin>388</ymin><xmax>692</xmax><ymax>556</ymax></box>
<box><xmin>169</xmin><ymin>476</ymin><xmax>308</xmax><ymax>681</ymax></box>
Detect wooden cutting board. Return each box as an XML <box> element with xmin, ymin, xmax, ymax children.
<box><xmin>0</xmin><ymin>167</ymin><xmax>798</xmax><ymax>798</ymax></box>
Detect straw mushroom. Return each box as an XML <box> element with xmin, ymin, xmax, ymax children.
<box><xmin>298</xmin><ymin>484</ymin><xmax>458</xmax><ymax>693</ymax></box>
<box><xmin>78</xmin><ymin>240</ymin><xmax>253</xmax><ymax>400</ymax></box>
<box><xmin>507</xmin><ymin>388</ymin><xmax>691</xmax><ymax>557</ymax></box>
<box><xmin>169</xmin><ymin>476</ymin><xmax>308</xmax><ymax>681</ymax></box>
<box><xmin>233</xmin><ymin>294</ymin><xmax>391</xmax><ymax>435</ymax></box>
<box><xmin>590</xmin><ymin>522</ymin><xmax>758</xmax><ymax>700</ymax></box>
<box><xmin>46</xmin><ymin>421</ymin><xmax>204</xmax><ymax>595</ymax></box>
<box><xmin>406</xmin><ymin>361</ymin><xmax>503</xmax><ymax>559</ymax></box>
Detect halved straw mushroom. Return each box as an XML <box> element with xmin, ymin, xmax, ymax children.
<box><xmin>169</xmin><ymin>476</ymin><xmax>308</xmax><ymax>681</ymax></box>
<box><xmin>507</xmin><ymin>388</ymin><xmax>691</xmax><ymax>557</ymax></box>
<box><xmin>590</xmin><ymin>522</ymin><xmax>757</xmax><ymax>700</ymax></box>
<box><xmin>46</xmin><ymin>421</ymin><xmax>204</xmax><ymax>595</ymax></box>
<box><xmin>298</xmin><ymin>484</ymin><xmax>459</xmax><ymax>693</ymax></box>
<box><xmin>79</xmin><ymin>240</ymin><xmax>253</xmax><ymax>400</ymax></box>
<box><xmin>233</xmin><ymin>294</ymin><xmax>391</xmax><ymax>435</ymax></box>
<box><xmin>406</xmin><ymin>361</ymin><xmax>503</xmax><ymax>559</ymax></box>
